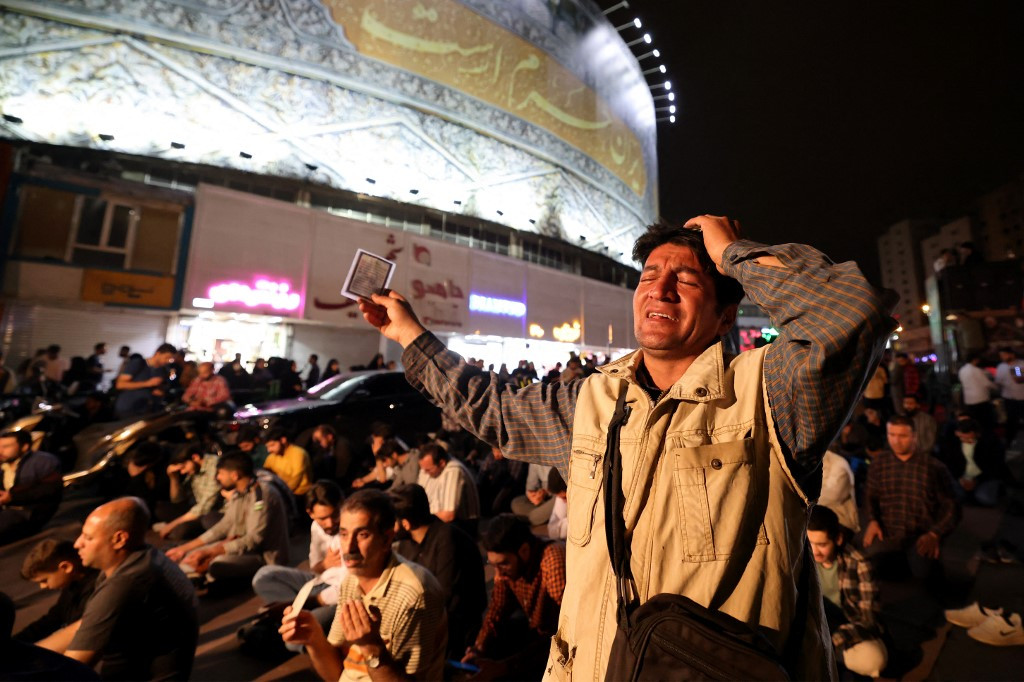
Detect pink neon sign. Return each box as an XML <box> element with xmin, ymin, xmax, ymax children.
<box><xmin>207</xmin><ymin>278</ymin><xmax>301</xmax><ymax>311</ymax></box>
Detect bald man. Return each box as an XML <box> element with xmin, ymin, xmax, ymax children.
<box><xmin>45</xmin><ymin>497</ymin><xmax>198</xmax><ymax>680</ymax></box>
<box><xmin>181</xmin><ymin>361</ymin><xmax>231</xmax><ymax>410</ymax></box>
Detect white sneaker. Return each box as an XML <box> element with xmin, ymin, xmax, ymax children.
<box><xmin>967</xmin><ymin>613</ymin><xmax>1024</xmax><ymax>646</ymax></box>
<box><xmin>945</xmin><ymin>602</ymin><xmax>1002</xmax><ymax>628</ymax></box>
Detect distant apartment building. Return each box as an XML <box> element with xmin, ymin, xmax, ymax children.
<box><xmin>920</xmin><ymin>216</ymin><xmax>976</xmax><ymax>277</ymax></box>
<box><xmin>977</xmin><ymin>173</ymin><xmax>1024</xmax><ymax>260</ymax></box>
<box><xmin>877</xmin><ymin>219</ymin><xmax>935</xmax><ymax>328</ymax></box>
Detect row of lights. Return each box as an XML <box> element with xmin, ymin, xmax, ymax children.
<box><xmin>603</xmin><ymin>2</ymin><xmax>676</xmax><ymax>123</ymax></box>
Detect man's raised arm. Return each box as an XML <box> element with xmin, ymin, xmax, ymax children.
<box><xmin>358</xmin><ymin>292</ymin><xmax>582</xmax><ymax>477</ymax></box>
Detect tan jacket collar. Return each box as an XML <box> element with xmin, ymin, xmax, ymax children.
<box><xmin>597</xmin><ymin>341</ymin><xmax>726</xmax><ymax>403</ymax></box>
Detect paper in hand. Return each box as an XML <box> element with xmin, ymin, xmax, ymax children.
<box><xmin>342</xmin><ymin>249</ymin><xmax>395</xmax><ymax>301</ymax></box>
<box><xmin>282</xmin><ymin>578</ymin><xmax>319</xmax><ymax>621</ymax></box>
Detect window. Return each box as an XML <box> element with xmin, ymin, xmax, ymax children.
<box><xmin>11</xmin><ymin>182</ymin><xmax>183</xmax><ymax>275</ymax></box>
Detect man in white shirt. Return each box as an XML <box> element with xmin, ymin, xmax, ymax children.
<box><xmin>546</xmin><ymin>468</ymin><xmax>568</xmax><ymax>540</ymax></box>
<box><xmin>417</xmin><ymin>443</ymin><xmax>480</xmax><ymax>536</ymax></box>
<box><xmin>820</xmin><ymin>449</ymin><xmax>860</xmax><ymax>533</ymax></box>
<box><xmin>995</xmin><ymin>347</ymin><xmax>1024</xmax><ymax>446</ymax></box>
<box><xmin>252</xmin><ymin>480</ymin><xmax>347</xmax><ymax>642</ymax></box>
<box><xmin>958</xmin><ymin>353</ymin><xmax>997</xmax><ymax>431</ymax></box>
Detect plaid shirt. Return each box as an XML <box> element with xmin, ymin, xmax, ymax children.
<box><xmin>864</xmin><ymin>450</ymin><xmax>960</xmax><ymax>540</ymax></box>
<box><xmin>403</xmin><ymin>240</ymin><xmax>895</xmax><ymax>493</ymax></box>
<box><xmin>186</xmin><ymin>454</ymin><xmax>222</xmax><ymax>517</ymax></box>
<box><xmin>475</xmin><ymin>540</ymin><xmax>565</xmax><ymax>653</ymax></box>
<box><xmin>830</xmin><ymin>546</ymin><xmax>884</xmax><ymax>650</ymax></box>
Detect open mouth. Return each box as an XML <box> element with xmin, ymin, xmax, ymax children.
<box><xmin>647</xmin><ymin>311</ymin><xmax>678</xmax><ymax>321</ymax></box>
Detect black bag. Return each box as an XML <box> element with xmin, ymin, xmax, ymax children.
<box><xmin>601</xmin><ymin>387</ymin><xmax>792</xmax><ymax>681</ymax></box>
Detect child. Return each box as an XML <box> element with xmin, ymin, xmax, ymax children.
<box><xmin>15</xmin><ymin>539</ymin><xmax>98</xmax><ymax>643</ymax></box>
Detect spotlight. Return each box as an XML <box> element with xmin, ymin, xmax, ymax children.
<box><xmin>636</xmin><ymin>49</ymin><xmax>660</xmax><ymax>61</ymax></box>
<box><xmin>642</xmin><ymin>65</ymin><xmax>666</xmax><ymax>75</ymax></box>
<box><xmin>626</xmin><ymin>33</ymin><xmax>651</xmax><ymax>47</ymax></box>
<box><xmin>602</xmin><ymin>1</ymin><xmax>629</xmax><ymax>15</ymax></box>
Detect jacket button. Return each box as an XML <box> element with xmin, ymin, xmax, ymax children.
<box><xmin>710</xmin><ymin>459</ymin><xmax>723</xmax><ymax>470</ymax></box>
<box><xmin>610</xmin><ymin>369</ymin><xmax>619</xmax><ymax>373</ymax></box>
<box><xmin>694</xmin><ymin>387</ymin><xmax>708</xmax><ymax>397</ymax></box>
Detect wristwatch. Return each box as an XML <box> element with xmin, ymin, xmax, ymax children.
<box><xmin>365</xmin><ymin>652</ymin><xmax>382</xmax><ymax>670</ymax></box>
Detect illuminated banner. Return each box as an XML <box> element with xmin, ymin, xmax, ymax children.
<box><xmin>468</xmin><ymin>294</ymin><xmax>526</xmax><ymax>318</ymax></box>
<box><xmin>81</xmin><ymin>270</ymin><xmax>176</xmax><ymax>308</ymax></box>
<box><xmin>326</xmin><ymin>0</ymin><xmax>646</xmax><ymax>193</ymax></box>
<box><xmin>193</xmin><ymin>278</ymin><xmax>301</xmax><ymax>311</ymax></box>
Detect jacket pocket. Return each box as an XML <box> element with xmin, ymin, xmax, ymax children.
<box><xmin>671</xmin><ymin>438</ymin><xmax>768</xmax><ymax>561</ymax></box>
<box><xmin>546</xmin><ymin>631</ymin><xmax>575</xmax><ymax>682</ymax></box>
<box><xmin>567</xmin><ymin>447</ymin><xmax>603</xmax><ymax>547</ymax></box>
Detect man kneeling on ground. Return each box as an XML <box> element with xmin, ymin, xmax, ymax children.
<box><xmin>808</xmin><ymin>505</ymin><xmax>888</xmax><ymax>678</ymax></box>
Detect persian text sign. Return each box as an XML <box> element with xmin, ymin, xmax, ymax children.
<box><xmin>81</xmin><ymin>270</ymin><xmax>176</xmax><ymax>308</ymax></box>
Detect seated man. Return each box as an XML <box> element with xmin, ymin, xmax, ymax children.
<box><xmin>807</xmin><ymin>506</ymin><xmax>887</xmax><ymax>678</ymax></box>
<box><xmin>387</xmin><ymin>438</ymin><xmax>421</xmax><ymax>488</ymax></box>
<box><xmin>510</xmin><ymin>463</ymin><xmax>555</xmax><ymax>527</ymax></box>
<box><xmin>390</xmin><ymin>483</ymin><xmax>486</xmax><ymax>658</ymax></box>
<box><xmin>166</xmin><ymin>452</ymin><xmax>290</xmax><ymax>588</ymax></box>
<box><xmin>546</xmin><ymin>469</ymin><xmax>568</xmax><ymax>540</ymax></box>
<box><xmin>181</xmin><ymin>362</ymin><xmax>231</xmax><ymax>411</ymax></box>
<box><xmin>351</xmin><ymin>440</ymin><xmax>400</xmax><ymax>490</ymax></box>
<box><xmin>0</xmin><ymin>430</ymin><xmax>62</xmax><ymax>545</ymax></box>
<box><xmin>15</xmin><ymin>540</ymin><xmax>98</xmax><ymax>644</ymax></box>
<box><xmin>236</xmin><ymin>425</ymin><xmax>269</xmax><ymax>469</ymax></box>
<box><xmin>252</xmin><ymin>480</ymin><xmax>347</xmax><ymax>641</ymax></box>
<box><xmin>938</xmin><ymin>418</ymin><xmax>1014</xmax><ymax>507</ymax></box>
<box><xmin>462</xmin><ymin>514</ymin><xmax>565</xmax><ymax>680</ymax></box>
<box><xmin>308</xmin><ymin>425</ymin><xmax>352</xmax><ymax>485</ymax></box>
<box><xmin>863</xmin><ymin>415</ymin><xmax>960</xmax><ymax>590</ymax></box>
<box><xmin>55</xmin><ymin>497</ymin><xmax>198</xmax><ymax>680</ymax></box>
<box><xmin>820</xmin><ymin>447</ymin><xmax>859</xmax><ymax>533</ymax></box>
<box><xmin>0</xmin><ymin>592</ymin><xmax>99</xmax><ymax>682</ymax></box>
<box><xmin>417</xmin><ymin>443</ymin><xmax>480</xmax><ymax>533</ymax></box>
<box><xmin>155</xmin><ymin>444</ymin><xmax>223</xmax><ymax>540</ymax></box>
<box><xmin>902</xmin><ymin>394</ymin><xmax>938</xmax><ymax>455</ymax></box>
<box><xmin>262</xmin><ymin>427</ymin><xmax>313</xmax><ymax>498</ymax></box>
<box><xmin>279</xmin><ymin>489</ymin><xmax>447</xmax><ymax>681</ymax></box>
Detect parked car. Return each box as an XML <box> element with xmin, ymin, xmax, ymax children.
<box><xmin>222</xmin><ymin>370</ymin><xmax>441</xmax><ymax>453</ymax></box>
<box><xmin>56</xmin><ymin>407</ymin><xmax>227</xmax><ymax>487</ymax></box>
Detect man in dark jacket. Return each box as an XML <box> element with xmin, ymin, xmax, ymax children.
<box><xmin>938</xmin><ymin>418</ymin><xmax>1014</xmax><ymax>507</ymax></box>
<box><xmin>390</xmin><ymin>483</ymin><xmax>486</xmax><ymax>658</ymax></box>
<box><xmin>0</xmin><ymin>430</ymin><xmax>62</xmax><ymax>544</ymax></box>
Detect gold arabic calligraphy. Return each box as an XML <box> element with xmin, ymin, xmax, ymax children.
<box><xmin>326</xmin><ymin>0</ymin><xmax>646</xmax><ymax>193</ymax></box>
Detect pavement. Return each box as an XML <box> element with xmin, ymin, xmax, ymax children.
<box><xmin>5</xmin><ymin>462</ymin><xmax>1024</xmax><ymax>681</ymax></box>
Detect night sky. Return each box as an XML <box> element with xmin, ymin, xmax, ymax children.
<box><xmin>624</xmin><ymin>1</ymin><xmax>1024</xmax><ymax>281</ymax></box>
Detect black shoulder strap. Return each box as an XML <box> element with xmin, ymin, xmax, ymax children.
<box><xmin>602</xmin><ymin>381</ymin><xmax>635</xmax><ymax>627</ymax></box>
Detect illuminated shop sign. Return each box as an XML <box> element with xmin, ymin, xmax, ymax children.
<box><xmin>552</xmin><ymin>321</ymin><xmax>582</xmax><ymax>343</ymax></box>
<box><xmin>468</xmin><ymin>293</ymin><xmax>526</xmax><ymax>318</ymax></box>
<box><xmin>192</xmin><ymin>278</ymin><xmax>301</xmax><ymax>311</ymax></box>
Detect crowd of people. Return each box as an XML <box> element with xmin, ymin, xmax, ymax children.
<box><xmin>3</xmin><ymin>217</ymin><xmax>1024</xmax><ymax>680</ymax></box>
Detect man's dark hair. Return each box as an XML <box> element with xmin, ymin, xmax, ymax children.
<box><xmin>128</xmin><ymin>441</ymin><xmax>164</xmax><ymax>469</ymax></box>
<box><xmin>21</xmin><ymin>539</ymin><xmax>82</xmax><ymax>579</ymax></box>
<box><xmin>47</xmin><ymin>344</ymin><xmax>60</xmax><ymax>354</ymax></box>
<box><xmin>955</xmin><ymin>418</ymin><xmax>980</xmax><ymax>434</ymax></box>
<box><xmin>483</xmin><ymin>513</ymin><xmax>534</xmax><ymax>553</ymax></box>
<box><xmin>369</xmin><ymin>422</ymin><xmax>393</xmax><ymax>439</ymax></box>
<box><xmin>341</xmin><ymin>489</ymin><xmax>396</xmax><ymax>535</ymax></box>
<box><xmin>305</xmin><ymin>479</ymin><xmax>344</xmax><ymax>512</ymax></box>
<box><xmin>309</xmin><ymin>354</ymin><xmax>318</xmax><ymax>362</ymax></box>
<box><xmin>0</xmin><ymin>430</ymin><xmax>32</xmax><ymax>450</ymax></box>
<box><xmin>547</xmin><ymin>468</ymin><xmax>567</xmax><ymax>496</ymax></box>
<box><xmin>265</xmin><ymin>426</ymin><xmax>288</xmax><ymax>443</ymax></box>
<box><xmin>94</xmin><ymin>342</ymin><xmax>106</xmax><ymax>352</ymax></box>
<box><xmin>1000</xmin><ymin>346</ymin><xmax>1016</xmax><ymax>356</ymax></box>
<box><xmin>887</xmin><ymin>414</ymin><xmax>916</xmax><ymax>431</ymax></box>
<box><xmin>807</xmin><ymin>505</ymin><xmax>844</xmax><ymax>543</ymax></box>
<box><xmin>314</xmin><ymin>424</ymin><xmax>337</xmax><ymax>441</ymax></box>
<box><xmin>418</xmin><ymin>442</ymin><xmax>448</xmax><ymax>463</ymax></box>
<box><xmin>896</xmin><ymin>352</ymin><xmax>908</xmax><ymax>360</ymax></box>
<box><xmin>376</xmin><ymin>439</ymin><xmax>407</xmax><ymax>462</ymax></box>
<box><xmin>217</xmin><ymin>450</ymin><xmax>254</xmax><ymax>478</ymax></box>
<box><xmin>631</xmin><ymin>221</ymin><xmax>745</xmax><ymax>309</ymax></box>
<box><xmin>236</xmin><ymin>425</ymin><xmax>261</xmax><ymax>443</ymax></box>
<box><xmin>389</xmin><ymin>484</ymin><xmax>433</xmax><ymax>528</ymax></box>
<box><xmin>155</xmin><ymin>342</ymin><xmax>177</xmax><ymax>355</ymax></box>
<box><xmin>170</xmin><ymin>442</ymin><xmax>204</xmax><ymax>465</ymax></box>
